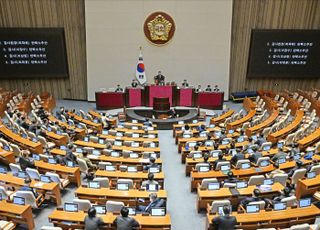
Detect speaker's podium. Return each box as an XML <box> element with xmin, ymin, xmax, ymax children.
<box><xmin>153</xmin><ymin>97</ymin><xmax>171</xmax><ymax>118</ymax></box>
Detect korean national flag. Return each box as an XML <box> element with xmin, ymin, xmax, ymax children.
<box><xmin>135</xmin><ymin>49</ymin><xmax>146</xmax><ymax>85</ymax></box>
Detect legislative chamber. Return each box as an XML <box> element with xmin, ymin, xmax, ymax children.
<box><xmin>0</xmin><ymin>0</ymin><xmax>319</xmax><ymax>230</ymax></box>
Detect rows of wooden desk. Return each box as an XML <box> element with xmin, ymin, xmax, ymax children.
<box><xmin>209</xmin><ymin>110</ymin><xmax>234</xmax><ymax>125</ymax></box>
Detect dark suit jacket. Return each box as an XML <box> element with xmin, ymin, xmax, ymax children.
<box><xmin>212</xmin><ymin>215</ymin><xmax>237</xmax><ymax>230</ymax></box>
<box><xmin>213</xmin><ymin>159</ymin><xmax>226</xmax><ymax>170</ymax></box>
<box><xmin>271</xmin><ymin>152</ymin><xmax>287</xmax><ymax>162</ymax></box>
<box><xmin>19</xmin><ymin>157</ymin><xmax>35</xmax><ymax>171</ymax></box>
<box><xmin>248</xmin><ymin>152</ymin><xmax>263</xmax><ymax>163</ymax></box>
<box><xmin>231</xmin><ymin>153</ymin><xmax>245</xmax><ymax>165</ymax></box>
<box><xmin>145</xmin><ymin>198</ymin><xmax>165</xmax><ymax>213</ymax></box>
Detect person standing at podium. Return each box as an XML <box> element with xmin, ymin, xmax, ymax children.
<box><xmin>182</xmin><ymin>79</ymin><xmax>189</xmax><ymax>87</ymax></box>
<box><xmin>115</xmin><ymin>85</ymin><xmax>123</xmax><ymax>92</ymax></box>
<box><xmin>195</xmin><ymin>85</ymin><xmax>202</xmax><ymax>93</ymax></box>
<box><xmin>154</xmin><ymin>71</ymin><xmax>165</xmax><ymax>86</ymax></box>
<box><xmin>205</xmin><ymin>85</ymin><xmax>212</xmax><ymax>92</ymax></box>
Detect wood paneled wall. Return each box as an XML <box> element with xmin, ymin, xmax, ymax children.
<box><xmin>0</xmin><ymin>0</ymin><xmax>87</xmax><ymax>100</ymax></box>
<box><xmin>229</xmin><ymin>0</ymin><xmax>320</xmax><ymax>95</ymax></box>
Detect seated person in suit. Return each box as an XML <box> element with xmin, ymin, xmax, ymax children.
<box><xmin>198</xmin><ymin>124</ymin><xmax>206</xmax><ymax>132</ymax></box>
<box><xmin>230</xmin><ymin>151</ymin><xmax>245</xmax><ymax>166</ymax></box>
<box><xmin>115</xmin><ymin>85</ymin><xmax>123</xmax><ymax>92</ymax></box>
<box><xmin>266</xmin><ymin>163</ymin><xmax>285</xmax><ymax>178</ymax></box>
<box><xmin>201</xmin><ymin>154</ymin><xmax>212</xmax><ymax>169</ymax></box>
<box><xmin>137</xmin><ymin>193</ymin><xmax>165</xmax><ymax>213</ymax></box>
<box><xmin>113</xmin><ymin>207</ymin><xmax>139</xmax><ymax>230</ymax></box>
<box><xmin>19</xmin><ymin>178</ymin><xmax>39</xmax><ymax>198</ymax></box>
<box><xmin>248</xmin><ymin>146</ymin><xmax>262</xmax><ymax>164</ymax></box>
<box><xmin>211</xmin><ymin>205</ymin><xmax>237</xmax><ymax>230</ymax></box>
<box><xmin>271</xmin><ymin>147</ymin><xmax>287</xmax><ymax>162</ymax></box>
<box><xmin>306</xmin><ymin>159</ymin><xmax>319</xmax><ymax>172</ymax></box>
<box><xmin>272</xmin><ymin>187</ymin><xmax>291</xmax><ymax>203</ymax></box>
<box><xmin>182</xmin><ymin>79</ymin><xmax>189</xmax><ymax>87</ymax></box>
<box><xmin>183</xmin><ymin>125</ymin><xmax>192</xmax><ymax>136</ymax></box>
<box><xmin>223</xmin><ymin>171</ymin><xmax>239</xmax><ymax>185</ymax></box>
<box><xmin>143</xmin><ymin>118</ymin><xmax>153</xmax><ymax>127</ymax></box>
<box><xmin>213</xmin><ymin>85</ymin><xmax>220</xmax><ymax>92</ymax></box>
<box><xmin>79</xmin><ymin>150</ymin><xmax>97</xmax><ymax>171</ymax></box>
<box><xmin>287</xmin><ymin>160</ymin><xmax>304</xmax><ymax>177</ymax></box>
<box><xmin>141</xmin><ymin>173</ymin><xmax>160</xmax><ymax>189</ymax></box>
<box><xmin>131</xmin><ymin>79</ymin><xmax>138</xmax><ymax>88</ymax></box>
<box><xmin>144</xmin><ymin>157</ymin><xmax>159</xmax><ymax>171</ymax></box>
<box><xmin>205</xmin><ymin>85</ymin><xmax>212</xmax><ymax>92</ymax></box>
<box><xmin>213</xmin><ymin>153</ymin><xmax>226</xmax><ymax>170</ymax></box>
<box><xmin>63</xmin><ymin>144</ymin><xmax>78</xmax><ymax>165</ymax></box>
<box><xmin>85</xmin><ymin>207</ymin><xmax>104</xmax><ymax>230</ymax></box>
<box><xmin>19</xmin><ymin>150</ymin><xmax>35</xmax><ymax>171</ymax></box>
<box><xmin>239</xmin><ymin>189</ymin><xmax>271</xmax><ymax>209</ymax></box>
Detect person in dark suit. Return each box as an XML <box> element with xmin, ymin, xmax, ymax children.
<box><xmin>287</xmin><ymin>160</ymin><xmax>304</xmax><ymax>177</ymax></box>
<box><xmin>19</xmin><ymin>178</ymin><xmax>39</xmax><ymax>198</ymax></box>
<box><xmin>182</xmin><ymin>79</ymin><xmax>189</xmax><ymax>87</ymax></box>
<box><xmin>230</xmin><ymin>152</ymin><xmax>245</xmax><ymax>165</ymax></box>
<box><xmin>19</xmin><ymin>151</ymin><xmax>35</xmax><ymax>171</ymax></box>
<box><xmin>271</xmin><ymin>147</ymin><xmax>287</xmax><ymax>162</ymax></box>
<box><xmin>248</xmin><ymin>148</ymin><xmax>263</xmax><ymax>164</ymax></box>
<box><xmin>211</xmin><ymin>206</ymin><xmax>237</xmax><ymax>230</ymax></box>
<box><xmin>213</xmin><ymin>85</ymin><xmax>220</xmax><ymax>92</ymax></box>
<box><xmin>85</xmin><ymin>207</ymin><xmax>104</xmax><ymax>230</ymax></box>
<box><xmin>195</xmin><ymin>85</ymin><xmax>202</xmax><ymax>93</ymax></box>
<box><xmin>131</xmin><ymin>79</ymin><xmax>138</xmax><ymax>88</ymax></box>
<box><xmin>137</xmin><ymin>193</ymin><xmax>165</xmax><ymax>213</ymax></box>
<box><xmin>113</xmin><ymin>207</ymin><xmax>139</xmax><ymax>230</ymax></box>
<box><xmin>144</xmin><ymin>157</ymin><xmax>159</xmax><ymax>171</ymax></box>
<box><xmin>223</xmin><ymin>171</ymin><xmax>239</xmax><ymax>185</ymax></box>
<box><xmin>212</xmin><ymin>153</ymin><xmax>226</xmax><ymax>170</ymax></box>
<box><xmin>205</xmin><ymin>85</ymin><xmax>212</xmax><ymax>92</ymax></box>
<box><xmin>154</xmin><ymin>71</ymin><xmax>165</xmax><ymax>86</ymax></box>
<box><xmin>272</xmin><ymin>187</ymin><xmax>291</xmax><ymax>203</ymax></box>
<box><xmin>240</xmin><ymin>189</ymin><xmax>271</xmax><ymax>208</ymax></box>
<box><xmin>63</xmin><ymin>144</ymin><xmax>77</xmax><ymax>165</ymax></box>
<box><xmin>115</xmin><ymin>85</ymin><xmax>123</xmax><ymax>92</ymax></box>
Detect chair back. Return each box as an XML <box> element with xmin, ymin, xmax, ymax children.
<box><xmin>211</xmin><ymin>200</ymin><xmax>231</xmax><ymax>213</ymax></box>
<box><xmin>26</xmin><ymin>168</ymin><xmax>41</xmax><ymax>180</ymax></box>
<box><xmin>0</xmin><ymin>186</ymin><xmax>9</xmax><ymax>200</ymax></box>
<box><xmin>73</xmin><ymin>198</ymin><xmax>92</xmax><ymax>211</ymax></box>
<box><xmin>201</xmin><ymin>178</ymin><xmax>218</xmax><ymax>189</ymax></box>
<box><xmin>14</xmin><ymin>191</ymin><xmax>36</xmax><ymax>208</ymax></box>
<box><xmin>106</xmin><ymin>200</ymin><xmax>124</xmax><ymax>213</ymax></box>
<box><xmin>9</xmin><ymin>163</ymin><xmax>21</xmax><ymax>174</ymax></box>
<box><xmin>291</xmin><ymin>168</ymin><xmax>307</xmax><ymax>184</ymax></box>
<box><xmin>98</xmin><ymin>162</ymin><xmax>112</xmax><ymax>170</ymax></box>
<box><xmin>289</xmin><ymin>224</ymin><xmax>310</xmax><ymax>230</ymax></box>
<box><xmin>235</xmin><ymin>159</ymin><xmax>250</xmax><ymax>169</ymax></box>
<box><xmin>77</xmin><ymin>158</ymin><xmax>89</xmax><ymax>174</ymax></box>
<box><xmin>248</xmin><ymin>175</ymin><xmax>265</xmax><ymax>186</ymax></box>
<box><xmin>248</xmin><ymin>200</ymin><xmax>265</xmax><ymax>210</ymax></box>
<box><xmin>117</xmin><ymin>179</ymin><xmax>133</xmax><ymax>189</ymax></box>
<box><xmin>93</xmin><ymin>177</ymin><xmax>109</xmax><ymax>188</ymax></box>
<box><xmin>281</xmin><ymin>195</ymin><xmax>297</xmax><ymax>207</ymax></box>
<box><xmin>273</xmin><ymin>173</ymin><xmax>288</xmax><ymax>186</ymax></box>
<box><xmin>216</xmin><ymin>161</ymin><xmax>230</xmax><ymax>170</ymax></box>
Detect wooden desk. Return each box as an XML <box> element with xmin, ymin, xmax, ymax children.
<box><xmin>0</xmin><ymin>147</ymin><xmax>15</xmax><ymax>165</ymax></box>
<box><xmin>115</xmin><ymin>128</ymin><xmax>158</xmax><ymax>135</ymax></box>
<box><xmin>267</xmin><ymin>110</ymin><xmax>304</xmax><ymax>143</ymax></box>
<box><xmin>35</xmin><ymin>160</ymin><xmax>81</xmax><ymax>186</ymax></box>
<box><xmin>197</xmin><ymin>183</ymin><xmax>283</xmax><ymax>212</ymax></box>
<box><xmin>45</xmin><ymin>131</ymin><xmax>68</xmax><ymax>146</ymax></box>
<box><xmin>88</xmin><ymin>110</ymin><xmax>117</xmax><ymax>126</ymax></box>
<box><xmin>112</xmin><ymin>145</ymin><xmax>161</xmax><ymax>154</ymax></box>
<box><xmin>172</xmin><ymin>122</ymin><xmax>205</xmax><ymax>137</ymax></box>
<box><xmin>88</xmin><ymin>155</ymin><xmax>162</xmax><ymax>166</ymax></box>
<box><xmin>75</xmin><ymin>187</ymin><xmax>167</xmax><ymax>205</ymax></box>
<box><xmin>48</xmin><ymin>115</ymin><xmax>86</xmax><ymax>138</ymax></box>
<box><xmin>243</xmin><ymin>98</ymin><xmax>256</xmax><ymax>111</ymax></box>
<box><xmin>74</xmin><ymin>140</ymin><xmax>106</xmax><ymax>149</ymax></box>
<box><xmin>296</xmin><ymin>174</ymin><xmax>320</xmax><ymax>199</ymax></box>
<box><xmin>0</xmin><ymin>200</ymin><xmax>35</xmax><ymax>229</ymax></box>
<box><xmin>206</xmin><ymin>205</ymin><xmax>320</xmax><ymax>230</ymax></box>
<box><xmin>177</xmin><ymin>137</ymin><xmax>207</xmax><ymax>153</ymax></box>
<box><xmin>298</xmin><ymin>127</ymin><xmax>320</xmax><ymax>150</ymax></box>
<box><xmin>227</xmin><ymin>110</ymin><xmax>256</xmax><ymax>131</ymax></box>
<box><xmin>0</xmin><ymin>124</ymin><xmax>43</xmax><ymax>154</ymax></box>
<box><xmin>0</xmin><ymin>173</ymin><xmax>62</xmax><ymax>205</ymax></box>
<box><xmin>246</xmin><ymin>109</ymin><xmax>279</xmax><ymax>136</ymax></box>
<box><xmin>49</xmin><ymin>210</ymin><xmax>171</xmax><ymax>229</ymax></box>
<box><xmin>68</xmin><ymin>112</ymin><xmax>103</xmax><ymax>133</ymax></box>
<box><xmin>210</xmin><ymin>110</ymin><xmax>234</xmax><ymax>125</ymax></box>
<box><xmin>98</xmin><ymin>134</ymin><xmax>159</xmax><ymax>144</ymax></box>
<box><xmin>95</xmin><ymin>170</ymin><xmax>164</xmax><ymax>188</ymax></box>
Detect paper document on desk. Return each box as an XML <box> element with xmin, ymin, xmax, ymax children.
<box><xmin>139</xmin><ymin>159</ymin><xmax>150</xmax><ymax>163</ymax></box>
<box><xmin>34</xmin><ymin>182</ymin><xmax>44</xmax><ymax>187</ymax></box>
<box><xmin>89</xmin><ymin>155</ymin><xmax>99</xmax><ymax>159</ymax></box>
<box><xmin>258</xmin><ymin>185</ymin><xmax>272</xmax><ymax>192</ymax></box>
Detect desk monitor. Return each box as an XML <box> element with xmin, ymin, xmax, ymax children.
<box><xmin>93</xmin><ymin>205</ymin><xmax>106</xmax><ymax>214</ymax></box>
<box><xmin>278</xmin><ymin>157</ymin><xmax>286</xmax><ymax>164</ymax></box>
<box><xmin>66</xmin><ymin>161</ymin><xmax>75</xmax><ymax>167</ymax></box>
<box><xmin>132</xmin><ymin>133</ymin><xmax>139</xmax><ymax>138</ymax></box>
<box><xmin>263</xmin><ymin>145</ymin><xmax>271</xmax><ymax>151</ymax></box>
<box><xmin>84</xmin><ymin>137</ymin><xmax>89</xmax><ymax>142</ymax></box>
<box><xmin>305</xmin><ymin>151</ymin><xmax>314</xmax><ymax>160</ymax></box>
<box><xmin>228</xmin><ymin>130</ymin><xmax>234</xmax><ymax>134</ymax></box>
<box><xmin>21</xmin><ymin>133</ymin><xmax>27</xmax><ymax>139</ymax></box>
<box><xmin>48</xmin><ymin>157</ymin><xmax>57</xmax><ymax>164</ymax></box>
<box><xmin>146</xmin><ymin>184</ymin><xmax>159</xmax><ymax>192</ymax></box>
<box><xmin>264</xmin><ymin>178</ymin><xmax>274</xmax><ymax>185</ymax></box>
<box><xmin>148</xmin><ymin>134</ymin><xmax>156</xmax><ymax>138</ymax></box>
<box><xmin>188</xmin><ymin>142</ymin><xmax>196</xmax><ymax>148</ymax></box>
<box><xmin>40</xmin><ymin>175</ymin><xmax>51</xmax><ymax>183</ymax></box>
<box><xmin>76</xmin><ymin>148</ymin><xmax>82</xmax><ymax>153</ymax></box>
<box><xmin>32</xmin><ymin>154</ymin><xmax>40</xmax><ymax>161</ymax></box>
<box><xmin>205</xmin><ymin>141</ymin><xmax>214</xmax><ymax>147</ymax></box>
<box><xmin>299</xmin><ymin>198</ymin><xmax>311</xmax><ymax>208</ymax></box>
<box><xmin>128</xmin><ymin>207</ymin><xmax>136</xmax><ymax>216</ymax></box>
<box><xmin>236</xmin><ymin>181</ymin><xmax>248</xmax><ymax>189</ymax></box>
<box><xmin>183</xmin><ymin>134</ymin><xmax>191</xmax><ymax>139</ymax></box>
<box><xmin>260</xmin><ymin>160</ymin><xmax>269</xmax><ymax>167</ymax></box>
<box><xmin>88</xmin><ymin>181</ymin><xmax>100</xmax><ymax>189</ymax></box>
<box><xmin>60</xmin><ymin>145</ymin><xmax>67</xmax><ymax>150</ymax></box>
<box><xmin>151</xmin><ymin>207</ymin><xmax>166</xmax><ymax>216</ymax></box>
<box><xmin>199</xmin><ymin>166</ymin><xmax>210</xmax><ymax>172</ymax></box>
<box><xmin>116</xmin><ymin>132</ymin><xmax>123</xmax><ymax>137</ymax></box>
<box><xmin>92</xmin><ymin>150</ymin><xmax>101</xmax><ymax>156</ymax></box>
<box><xmin>237</xmin><ymin>137</ymin><xmax>244</xmax><ymax>143</ymax></box>
<box><xmin>192</xmin><ymin>120</ymin><xmax>198</xmax><ymax>124</ymax></box>
<box><xmin>294</xmin><ymin>154</ymin><xmax>301</xmax><ymax>160</ymax></box>
<box><xmin>64</xmin><ymin>203</ymin><xmax>78</xmax><ymax>212</ymax></box>
<box><xmin>47</xmin><ymin>127</ymin><xmax>52</xmax><ymax>132</ymax></box>
<box><xmin>111</xmin><ymin>151</ymin><xmax>120</xmax><ymax>157</ymax></box>
<box><xmin>307</xmin><ymin>171</ymin><xmax>316</xmax><ymax>179</ymax></box>
<box><xmin>114</xmin><ymin>141</ymin><xmax>122</xmax><ymax>146</ymax></box>
<box><xmin>56</xmin><ymin>131</ymin><xmax>62</xmax><ymax>135</ymax></box>
<box><xmin>252</xmin><ymin>135</ymin><xmax>257</xmax><ymax>141</ymax></box>
<box><xmin>0</xmin><ymin>167</ymin><xmax>7</xmax><ymax>174</ymax></box>
<box><xmin>129</xmin><ymin>153</ymin><xmax>139</xmax><ymax>158</ymax></box>
<box><xmin>99</xmin><ymin>139</ymin><xmax>104</xmax><ymax>144</ymax></box>
<box><xmin>17</xmin><ymin>171</ymin><xmax>27</xmax><ymax>179</ymax></box>
<box><xmin>117</xmin><ymin>183</ymin><xmax>129</xmax><ymax>191</ymax></box>
<box><xmin>93</xmin><ymin>119</ymin><xmax>99</xmax><ymax>124</ymax></box>
<box><xmin>200</xmin><ymin>132</ymin><xmax>207</xmax><ymax>137</ymax></box>
<box><xmin>147</xmin><ymin>127</ymin><xmax>154</xmax><ymax>131</ymax></box>
<box><xmin>3</xmin><ymin>145</ymin><xmax>10</xmax><ymax>151</ymax></box>
<box><xmin>220</xmin><ymin>165</ymin><xmax>230</xmax><ymax>171</ymax></box>
<box><xmin>149</xmin><ymin>167</ymin><xmax>160</xmax><ymax>173</ymax></box>
<box><xmin>215</xmin><ymin>131</ymin><xmax>221</xmax><ymax>137</ymax></box>
<box><xmin>127</xmin><ymin>166</ymin><xmax>137</xmax><ymax>173</ymax></box>
<box><xmin>193</xmin><ymin>153</ymin><xmax>202</xmax><ymax>159</ymax></box>
<box><xmin>117</xmin><ymin>124</ymin><xmax>124</xmax><ymax>129</ymax></box>
<box><xmin>210</xmin><ymin>151</ymin><xmax>219</xmax><ymax>158</ymax></box>
<box><xmin>105</xmin><ymin>165</ymin><xmax>116</xmax><ymax>171</ymax></box>
<box><xmin>13</xmin><ymin>196</ymin><xmax>25</xmax><ymax>205</ymax></box>
<box><xmin>207</xmin><ymin>182</ymin><xmax>220</xmax><ymax>190</ymax></box>
<box><xmin>277</xmin><ymin>142</ymin><xmax>284</xmax><ymax>148</ymax></box>
<box><xmin>32</xmin><ymin>138</ymin><xmax>38</xmax><ymax>143</ymax></box>
<box><xmin>241</xmin><ymin>162</ymin><xmax>251</xmax><ymax>169</ymax></box>
<box><xmin>149</xmin><ymin>142</ymin><xmax>156</xmax><ymax>148</ymax></box>
<box><xmin>209</xmin><ymin>124</ymin><xmax>215</xmax><ymax>128</ymax></box>
<box><xmin>274</xmin><ymin>202</ymin><xmax>287</xmax><ymax>211</ymax></box>
<box><xmin>246</xmin><ymin>204</ymin><xmax>260</xmax><ymax>213</ymax></box>
<box><xmin>247</xmin><ymin>148</ymin><xmax>254</xmax><ymax>154</ymax></box>
<box><xmin>150</xmin><ymin>153</ymin><xmax>158</xmax><ymax>159</ymax></box>
<box><xmin>221</xmin><ymin>140</ymin><xmax>229</xmax><ymax>145</ymax></box>
<box><xmin>132</xmin><ymin>126</ymin><xmax>138</xmax><ymax>130</ymax></box>
<box><xmin>132</xmin><ymin>120</ymin><xmax>138</xmax><ymax>123</ymax></box>
<box><xmin>178</xmin><ymin>121</ymin><xmax>184</xmax><ymax>125</ymax></box>
<box><xmin>102</xmin><ymin>130</ymin><xmax>108</xmax><ymax>135</ymax></box>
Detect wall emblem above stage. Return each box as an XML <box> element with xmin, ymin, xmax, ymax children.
<box><xmin>144</xmin><ymin>12</ymin><xmax>175</xmax><ymax>45</ymax></box>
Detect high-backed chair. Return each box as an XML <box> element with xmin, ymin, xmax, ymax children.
<box><xmin>77</xmin><ymin>158</ymin><xmax>89</xmax><ymax>176</ymax></box>
<box><xmin>38</xmin><ymin>136</ymin><xmax>55</xmax><ymax>149</ymax></box>
<box><xmin>235</xmin><ymin>159</ymin><xmax>251</xmax><ymax>169</ymax></box>
<box><xmin>9</xmin><ymin>163</ymin><xmax>21</xmax><ymax>175</ymax></box>
<box><xmin>248</xmin><ymin>200</ymin><xmax>265</xmax><ymax>210</ymax></box>
<box><xmin>26</xmin><ymin>168</ymin><xmax>41</xmax><ymax>181</ymax></box>
<box><xmin>215</xmin><ymin>161</ymin><xmax>231</xmax><ymax>170</ymax></box>
<box><xmin>310</xmin><ymin>165</ymin><xmax>320</xmax><ymax>175</ymax></box>
<box><xmin>93</xmin><ymin>177</ymin><xmax>110</xmax><ymax>188</ymax></box>
<box><xmin>209</xmin><ymin>200</ymin><xmax>231</xmax><ymax>213</ymax></box>
<box><xmin>45</xmin><ymin>172</ymin><xmax>70</xmax><ymax>189</ymax></box>
<box><xmin>106</xmin><ymin>201</ymin><xmax>124</xmax><ymax>213</ymax></box>
<box><xmin>273</xmin><ymin>173</ymin><xmax>288</xmax><ymax>186</ymax></box>
<box><xmin>200</xmin><ymin>178</ymin><xmax>218</xmax><ymax>189</ymax></box>
<box><xmin>117</xmin><ymin>179</ymin><xmax>134</xmax><ymax>189</ymax></box>
<box><xmin>281</xmin><ymin>196</ymin><xmax>297</xmax><ymax>207</ymax></box>
<box><xmin>73</xmin><ymin>198</ymin><xmax>92</xmax><ymax>211</ymax></box>
<box><xmin>14</xmin><ymin>191</ymin><xmax>44</xmax><ymax>209</ymax></box>
<box><xmin>256</xmin><ymin>157</ymin><xmax>270</xmax><ymax>167</ymax></box>
<box><xmin>248</xmin><ymin>175</ymin><xmax>265</xmax><ymax>186</ymax></box>
<box><xmin>0</xmin><ymin>186</ymin><xmax>14</xmax><ymax>200</ymax></box>
<box><xmin>291</xmin><ymin>169</ymin><xmax>307</xmax><ymax>185</ymax></box>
